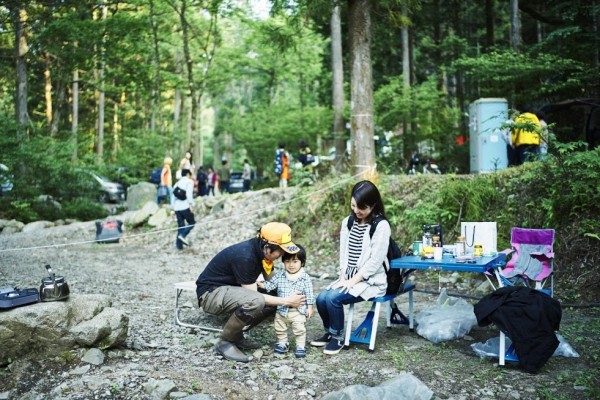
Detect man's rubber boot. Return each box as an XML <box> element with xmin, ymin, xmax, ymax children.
<box><xmin>215</xmin><ymin>313</ymin><xmax>252</xmax><ymax>362</ymax></box>
<box><xmin>236</xmin><ymin>306</ymin><xmax>276</xmax><ymax>350</ymax></box>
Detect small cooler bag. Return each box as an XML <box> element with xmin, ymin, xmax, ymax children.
<box><xmin>95</xmin><ymin>219</ymin><xmax>123</xmax><ymax>244</ymax></box>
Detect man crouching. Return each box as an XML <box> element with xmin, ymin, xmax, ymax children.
<box><xmin>195</xmin><ymin>222</ymin><xmax>306</xmax><ymax>362</ymax></box>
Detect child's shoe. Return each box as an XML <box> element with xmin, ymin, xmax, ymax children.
<box><xmin>274</xmin><ymin>342</ymin><xmax>289</xmax><ymax>354</ymax></box>
<box><xmin>294</xmin><ymin>347</ymin><xmax>306</xmax><ymax>358</ymax></box>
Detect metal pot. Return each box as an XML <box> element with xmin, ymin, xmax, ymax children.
<box><xmin>40</xmin><ymin>264</ymin><xmax>69</xmax><ymax>302</ymax></box>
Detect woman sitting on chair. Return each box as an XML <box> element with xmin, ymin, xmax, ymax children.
<box><xmin>310</xmin><ymin>180</ymin><xmax>390</xmax><ymax>355</ymax></box>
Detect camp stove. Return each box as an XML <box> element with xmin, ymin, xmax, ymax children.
<box><xmin>0</xmin><ymin>287</ymin><xmax>40</xmax><ymax>309</ymax></box>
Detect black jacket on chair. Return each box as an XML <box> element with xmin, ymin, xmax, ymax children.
<box><xmin>474</xmin><ymin>286</ymin><xmax>562</xmax><ymax>373</ymax></box>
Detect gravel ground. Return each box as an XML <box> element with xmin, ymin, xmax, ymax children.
<box><xmin>0</xmin><ymin>193</ymin><xmax>599</xmax><ymax>400</ymax></box>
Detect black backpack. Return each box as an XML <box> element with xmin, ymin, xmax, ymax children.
<box><xmin>347</xmin><ymin>214</ymin><xmax>405</xmax><ymax>295</ymax></box>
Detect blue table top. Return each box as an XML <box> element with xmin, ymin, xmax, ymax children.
<box><xmin>390</xmin><ymin>253</ymin><xmax>506</xmax><ymax>273</ymax></box>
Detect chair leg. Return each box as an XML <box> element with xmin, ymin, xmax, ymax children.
<box><xmin>344</xmin><ymin>304</ymin><xmax>354</xmax><ymax>349</ymax></box>
<box><xmin>499</xmin><ymin>331</ymin><xmax>506</xmax><ymax>366</ymax></box>
<box><xmin>368</xmin><ymin>302</ymin><xmax>382</xmax><ymax>352</ymax></box>
<box><xmin>408</xmin><ymin>289</ymin><xmax>414</xmax><ymax>331</ymax></box>
<box><xmin>385</xmin><ymin>299</ymin><xmax>392</xmax><ymax>328</ymax></box>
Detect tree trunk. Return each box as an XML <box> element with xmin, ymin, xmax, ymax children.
<box><xmin>180</xmin><ymin>0</ymin><xmax>197</xmax><ymax>153</ymax></box>
<box><xmin>331</xmin><ymin>2</ymin><xmax>346</xmax><ymax>172</ymax></box>
<box><xmin>44</xmin><ymin>52</ymin><xmax>53</xmax><ymax>129</ymax></box>
<box><xmin>12</xmin><ymin>6</ymin><xmax>30</xmax><ymax>137</ymax></box>
<box><xmin>174</xmin><ymin>51</ymin><xmax>183</xmax><ymax>141</ymax></box>
<box><xmin>72</xmin><ymin>68</ymin><xmax>79</xmax><ymax>162</ymax></box>
<box><xmin>510</xmin><ymin>0</ymin><xmax>521</xmax><ymax>51</ymax></box>
<box><xmin>149</xmin><ymin>0</ymin><xmax>161</xmax><ymax>133</ymax></box>
<box><xmin>348</xmin><ymin>0</ymin><xmax>376</xmax><ymax>179</ymax></box>
<box><xmin>50</xmin><ymin>71</ymin><xmax>66</xmax><ymax>136</ymax></box>
<box><xmin>95</xmin><ymin>3</ymin><xmax>108</xmax><ymax>164</ymax></box>
<box><xmin>401</xmin><ymin>3</ymin><xmax>410</xmax><ymax>138</ymax></box>
<box><xmin>485</xmin><ymin>0</ymin><xmax>495</xmax><ymax>48</ymax></box>
<box><xmin>595</xmin><ymin>0</ymin><xmax>600</xmax><ymax>67</ymax></box>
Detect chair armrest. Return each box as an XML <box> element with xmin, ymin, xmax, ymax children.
<box><xmin>530</xmin><ymin>251</ymin><xmax>554</xmax><ymax>262</ymax></box>
<box><xmin>500</xmin><ymin>248</ymin><xmax>514</xmax><ymax>256</ymax></box>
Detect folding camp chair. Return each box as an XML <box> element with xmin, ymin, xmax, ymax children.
<box><xmin>500</xmin><ymin>227</ymin><xmax>555</xmax><ymax>296</ymax></box>
<box><xmin>498</xmin><ymin>227</ymin><xmax>556</xmax><ymax>365</ymax></box>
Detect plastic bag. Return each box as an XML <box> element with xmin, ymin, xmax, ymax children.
<box><xmin>471</xmin><ymin>333</ymin><xmax>580</xmax><ymax>359</ymax></box>
<box><xmin>415</xmin><ymin>288</ymin><xmax>478</xmax><ymax>343</ymax></box>
<box><xmin>553</xmin><ymin>333</ymin><xmax>580</xmax><ymax>357</ymax></box>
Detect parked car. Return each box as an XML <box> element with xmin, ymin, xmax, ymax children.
<box><xmin>0</xmin><ymin>163</ymin><xmax>13</xmax><ymax>196</ymax></box>
<box><xmin>228</xmin><ymin>172</ymin><xmax>245</xmax><ymax>193</ymax></box>
<box><xmin>78</xmin><ymin>169</ymin><xmax>126</xmax><ymax>203</ymax></box>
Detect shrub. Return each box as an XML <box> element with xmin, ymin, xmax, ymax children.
<box><xmin>61</xmin><ymin>199</ymin><xmax>108</xmax><ymax>221</ymax></box>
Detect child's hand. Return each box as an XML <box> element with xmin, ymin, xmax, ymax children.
<box><xmin>306</xmin><ymin>305</ymin><xmax>314</xmax><ymax>319</ymax></box>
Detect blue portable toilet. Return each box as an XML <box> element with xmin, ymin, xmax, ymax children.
<box><xmin>469</xmin><ymin>98</ymin><xmax>509</xmax><ymax>173</ymax></box>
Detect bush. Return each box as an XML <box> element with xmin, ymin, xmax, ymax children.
<box><xmin>61</xmin><ymin>199</ymin><xmax>108</xmax><ymax>221</ymax></box>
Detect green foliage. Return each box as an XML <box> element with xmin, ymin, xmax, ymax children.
<box><xmin>545</xmin><ymin>143</ymin><xmax>600</xmax><ymax>234</ymax></box>
<box><xmin>453</xmin><ymin>50</ymin><xmax>592</xmax><ymax>104</ymax></box>
<box><xmin>61</xmin><ymin>199</ymin><xmax>109</xmax><ymax>222</ymax></box>
<box><xmin>374</xmin><ymin>75</ymin><xmax>463</xmax><ymax>168</ymax></box>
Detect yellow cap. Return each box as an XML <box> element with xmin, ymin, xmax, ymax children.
<box><xmin>259</xmin><ymin>222</ymin><xmax>299</xmax><ymax>254</ymax></box>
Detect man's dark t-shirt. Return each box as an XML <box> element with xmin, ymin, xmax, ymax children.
<box><xmin>196</xmin><ymin>238</ymin><xmax>264</xmax><ymax>299</ymax></box>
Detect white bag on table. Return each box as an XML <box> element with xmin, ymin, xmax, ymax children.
<box><xmin>461</xmin><ymin>221</ymin><xmax>498</xmax><ymax>254</ymax></box>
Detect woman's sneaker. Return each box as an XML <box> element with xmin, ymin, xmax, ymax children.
<box><xmin>273</xmin><ymin>342</ymin><xmax>289</xmax><ymax>354</ymax></box>
<box><xmin>294</xmin><ymin>347</ymin><xmax>306</xmax><ymax>358</ymax></box>
<box><xmin>323</xmin><ymin>337</ymin><xmax>344</xmax><ymax>355</ymax></box>
<box><xmin>310</xmin><ymin>333</ymin><xmax>332</xmax><ymax>347</ymax></box>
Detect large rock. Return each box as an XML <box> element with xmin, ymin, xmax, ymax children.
<box><xmin>148</xmin><ymin>207</ymin><xmax>171</xmax><ymax>227</ymax></box>
<box><xmin>0</xmin><ymin>219</ymin><xmax>24</xmax><ymax>234</ymax></box>
<box><xmin>321</xmin><ymin>373</ymin><xmax>433</xmax><ymax>400</ymax></box>
<box><xmin>22</xmin><ymin>220</ymin><xmax>55</xmax><ymax>233</ymax></box>
<box><xmin>127</xmin><ymin>182</ymin><xmax>158</xmax><ymax>210</ymax></box>
<box><xmin>0</xmin><ymin>294</ymin><xmax>129</xmax><ymax>361</ymax></box>
<box><xmin>126</xmin><ymin>201</ymin><xmax>160</xmax><ymax>227</ymax></box>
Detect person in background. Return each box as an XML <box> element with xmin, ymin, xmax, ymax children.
<box><xmin>177</xmin><ymin>150</ymin><xmax>195</xmax><ymax>179</ymax></box>
<box><xmin>218</xmin><ymin>160</ymin><xmax>231</xmax><ymax>194</ymax></box>
<box><xmin>207</xmin><ymin>167</ymin><xmax>216</xmax><ymax>196</ymax></box>
<box><xmin>512</xmin><ymin>106</ymin><xmax>542</xmax><ymax>165</ymax></box>
<box><xmin>242</xmin><ymin>159</ymin><xmax>252</xmax><ymax>192</ymax></box>
<box><xmin>298</xmin><ymin>140</ymin><xmax>313</xmax><ymax>167</ymax></box>
<box><xmin>196</xmin><ymin>222</ymin><xmax>306</xmax><ymax>362</ymax></box>
<box><xmin>310</xmin><ymin>180</ymin><xmax>389</xmax><ymax>355</ymax></box>
<box><xmin>157</xmin><ymin>157</ymin><xmax>173</xmax><ymax>205</ymax></box>
<box><xmin>262</xmin><ymin>244</ymin><xmax>314</xmax><ymax>358</ymax></box>
<box><xmin>501</xmin><ymin>112</ymin><xmax>517</xmax><ymax>167</ymax></box>
<box><xmin>172</xmin><ymin>169</ymin><xmax>195</xmax><ymax>250</ymax></box>
<box><xmin>196</xmin><ymin>166</ymin><xmax>208</xmax><ymax>197</ymax></box>
<box><xmin>407</xmin><ymin>150</ymin><xmax>420</xmax><ymax>174</ymax></box>
<box><xmin>537</xmin><ymin>111</ymin><xmax>549</xmax><ymax>160</ymax></box>
<box><xmin>274</xmin><ymin>143</ymin><xmax>290</xmax><ymax>188</ymax></box>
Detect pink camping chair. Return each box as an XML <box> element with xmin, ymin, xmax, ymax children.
<box><xmin>501</xmin><ymin>227</ymin><xmax>555</xmax><ymax>295</ymax></box>
<box><xmin>497</xmin><ymin>228</ymin><xmax>556</xmax><ymax>364</ymax></box>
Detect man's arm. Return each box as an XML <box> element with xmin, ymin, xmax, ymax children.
<box><xmin>241</xmin><ymin>283</ymin><xmax>306</xmax><ymax>307</ymax></box>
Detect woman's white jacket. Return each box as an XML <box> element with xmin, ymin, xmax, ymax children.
<box><xmin>337</xmin><ymin>215</ymin><xmax>390</xmax><ymax>300</ymax></box>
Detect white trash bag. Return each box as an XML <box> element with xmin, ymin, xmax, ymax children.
<box><xmin>415</xmin><ymin>288</ymin><xmax>478</xmax><ymax>343</ymax></box>
<box><xmin>471</xmin><ymin>333</ymin><xmax>580</xmax><ymax>359</ymax></box>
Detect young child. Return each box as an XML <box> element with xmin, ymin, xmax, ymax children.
<box><xmin>263</xmin><ymin>244</ymin><xmax>314</xmax><ymax>358</ymax></box>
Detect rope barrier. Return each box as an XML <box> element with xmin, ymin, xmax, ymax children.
<box><xmin>0</xmin><ymin>169</ymin><xmax>372</xmax><ymax>253</ymax></box>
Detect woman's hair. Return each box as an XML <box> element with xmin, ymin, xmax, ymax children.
<box><xmin>282</xmin><ymin>244</ymin><xmax>306</xmax><ymax>267</ymax></box>
<box><xmin>350</xmin><ymin>180</ymin><xmax>385</xmax><ymax>223</ymax></box>
<box><xmin>163</xmin><ymin>157</ymin><xmax>173</xmax><ymax>165</ymax></box>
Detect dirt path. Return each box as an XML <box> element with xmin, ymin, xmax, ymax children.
<box><xmin>0</xmin><ymin>201</ymin><xmax>598</xmax><ymax>400</ymax></box>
